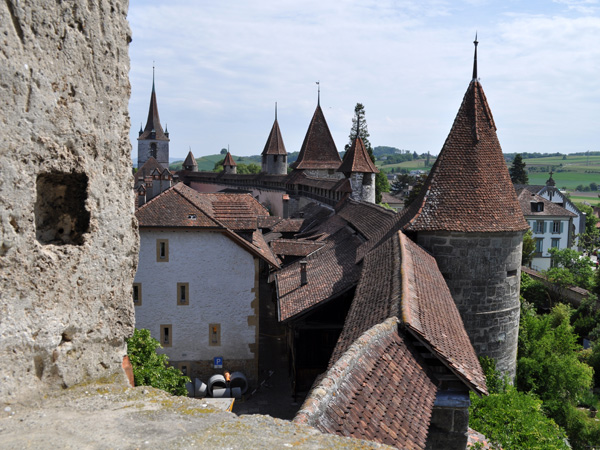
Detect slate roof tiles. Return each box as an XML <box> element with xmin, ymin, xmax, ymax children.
<box><xmin>516</xmin><ymin>189</ymin><xmax>576</xmax><ymax>218</ymax></box>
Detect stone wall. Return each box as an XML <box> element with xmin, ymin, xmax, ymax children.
<box><xmin>137</xmin><ymin>138</ymin><xmax>169</xmax><ymax>169</ymax></box>
<box><xmin>263</xmin><ymin>154</ymin><xmax>287</xmax><ymax>175</ymax></box>
<box><xmin>417</xmin><ymin>231</ymin><xmax>524</xmax><ymax>378</ymax></box>
<box><xmin>0</xmin><ymin>0</ymin><xmax>137</xmax><ymax>402</ymax></box>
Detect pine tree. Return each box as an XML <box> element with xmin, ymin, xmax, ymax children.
<box><xmin>510</xmin><ymin>154</ymin><xmax>529</xmax><ymax>184</ymax></box>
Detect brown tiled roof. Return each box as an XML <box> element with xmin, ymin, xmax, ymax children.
<box><xmin>403</xmin><ymin>79</ymin><xmax>528</xmax><ymax>233</ymax></box>
<box><xmin>271</xmin><ymin>218</ymin><xmax>305</xmax><ymax>233</ymax></box>
<box><xmin>261</xmin><ymin>118</ymin><xmax>287</xmax><ymax>156</ymax></box>
<box><xmin>295</xmin><ymin>319</ymin><xmax>437</xmax><ymax>450</ymax></box>
<box><xmin>337</xmin><ymin>200</ymin><xmax>396</xmax><ymax>241</ymax></box>
<box><xmin>381</xmin><ymin>192</ymin><xmax>403</xmax><ymax>205</ymax></box>
<box><xmin>399</xmin><ymin>233</ymin><xmax>487</xmax><ymax>395</ymax></box>
<box><xmin>276</xmin><ymin>226</ymin><xmax>362</xmax><ymax>322</ymax></box>
<box><xmin>251</xmin><ymin>230</ymin><xmax>280</xmax><ymax>268</ymax></box>
<box><xmin>182</xmin><ymin>151</ymin><xmax>198</xmax><ymax>168</ymax></box>
<box><xmin>135</xmin><ymin>157</ymin><xmax>165</xmax><ymax>184</ymax></box>
<box><xmin>222</xmin><ymin>151</ymin><xmax>237</xmax><ymax>167</ymax></box>
<box><xmin>291</xmin><ymin>104</ymin><xmax>342</xmax><ymax>170</ymax></box>
<box><xmin>270</xmin><ymin>239</ymin><xmax>325</xmax><ymax>257</ymax></box>
<box><xmin>337</xmin><ymin>136</ymin><xmax>378</xmax><ymax>174</ymax></box>
<box><xmin>516</xmin><ymin>189</ymin><xmax>576</xmax><ymax>218</ymax></box>
<box><xmin>257</xmin><ymin>216</ymin><xmax>283</xmax><ymax>229</ymax></box>
<box><xmin>138</xmin><ymin>81</ymin><xmax>168</xmax><ymax>141</ymax></box>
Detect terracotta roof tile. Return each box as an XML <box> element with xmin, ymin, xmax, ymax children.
<box><xmin>276</xmin><ymin>226</ymin><xmax>362</xmax><ymax>322</ymax></box>
<box><xmin>222</xmin><ymin>152</ymin><xmax>237</xmax><ymax>167</ymax></box>
<box><xmin>516</xmin><ymin>189</ymin><xmax>576</xmax><ymax>218</ymax></box>
<box><xmin>257</xmin><ymin>216</ymin><xmax>283</xmax><ymax>229</ymax></box>
<box><xmin>295</xmin><ymin>319</ymin><xmax>437</xmax><ymax>450</ymax></box>
<box><xmin>270</xmin><ymin>239</ymin><xmax>325</xmax><ymax>257</ymax></box>
<box><xmin>261</xmin><ymin>118</ymin><xmax>287</xmax><ymax>156</ymax></box>
<box><xmin>336</xmin><ymin>200</ymin><xmax>396</xmax><ymax>241</ymax></box>
<box><xmin>135</xmin><ymin>157</ymin><xmax>165</xmax><ymax>185</ymax></box>
<box><xmin>404</xmin><ymin>80</ymin><xmax>528</xmax><ymax>233</ymax></box>
<box><xmin>182</xmin><ymin>150</ymin><xmax>198</xmax><ymax>169</ymax></box>
<box><xmin>291</xmin><ymin>104</ymin><xmax>342</xmax><ymax>170</ymax></box>
<box><xmin>271</xmin><ymin>218</ymin><xmax>305</xmax><ymax>233</ymax></box>
<box><xmin>338</xmin><ymin>136</ymin><xmax>378</xmax><ymax>174</ymax></box>
<box><xmin>399</xmin><ymin>233</ymin><xmax>487</xmax><ymax>395</ymax></box>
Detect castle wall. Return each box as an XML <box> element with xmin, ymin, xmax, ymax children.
<box><xmin>416</xmin><ymin>231</ymin><xmax>524</xmax><ymax>378</ymax></box>
<box><xmin>348</xmin><ymin>173</ymin><xmax>375</xmax><ymax>203</ymax></box>
<box><xmin>264</xmin><ymin>154</ymin><xmax>287</xmax><ymax>175</ymax></box>
<box><xmin>304</xmin><ymin>169</ymin><xmax>344</xmax><ymax>180</ymax></box>
<box><xmin>137</xmin><ymin>139</ymin><xmax>169</xmax><ymax>169</ymax></box>
<box><xmin>0</xmin><ymin>0</ymin><xmax>137</xmax><ymax>401</ymax></box>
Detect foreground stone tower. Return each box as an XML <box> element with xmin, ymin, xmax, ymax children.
<box><xmin>137</xmin><ymin>69</ymin><xmax>169</xmax><ymax>169</ymax></box>
<box><xmin>261</xmin><ymin>104</ymin><xmax>288</xmax><ymax>175</ymax></box>
<box><xmin>0</xmin><ymin>0</ymin><xmax>137</xmax><ymax>401</ymax></box>
<box><xmin>403</xmin><ymin>38</ymin><xmax>529</xmax><ymax>378</ymax></box>
<box><xmin>337</xmin><ymin>118</ymin><xmax>379</xmax><ymax>203</ymax></box>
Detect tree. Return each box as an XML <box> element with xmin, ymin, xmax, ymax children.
<box><xmin>126</xmin><ymin>329</ymin><xmax>190</xmax><ymax>396</ymax></box>
<box><xmin>522</xmin><ymin>230</ymin><xmax>536</xmax><ymax>266</ymax></box>
<box><xmin>404</xmin><ymin>174</ymin><xmax>426</xmax><ymax>207</ymax></box>
<box><xmin>545</xmin><ymin>247</ymin><xmax>593</xmax><ymax>291</ymax></box>
<box><xmin>220</xmin><ymin>148</ymin><xmax>228</xmax><ymax>155</ymax></box>
<box><xmin>375</xmin><ymin>172</ymin><xmax>390</xmax><ymax>204</ymax></box>
<box><xmin>391</xmin><ymin>174</ymin><xmax>412</xmax><ymax>195</ymax></box>
<box><xmin>509</xmin><ymin>154</ymin><xmax>529</xmax><ymax>184</ymax></box>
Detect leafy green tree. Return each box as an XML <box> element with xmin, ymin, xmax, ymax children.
<box><xmin>390</xmin><ymin>174</ymin><xmax>412</xmax><ymax>195</ymax></box>
<box><xmin>470</xmin><ymin>357</ymin><xmax>569</xmax><ymax>450</ymax></box>
<box><xmin>521</xmin><ymin>272</ymin><xmax>550</xmax><ymax>311</ymax></box>
<box><xmin>545</xmin><ymin>247</ymin><xmax>593</xmax><ymax>291</ymax></box>
<box><xmin>126</xmin><ymin>329</ymin><xmax>190</xmax><ymax>396</ymax></box>
<box><xmin>375</xmin><ymin>172</ymin><xmax>390</xmax><ymax>204</ymax></box>
<box><xmin>220</xmin><ymin>148</ymin><xmax>228</xmax><ymax>155</ymax></box>
<box><xmin>213</xmin><ymin>158</ymin><xmax>225</xmax><ymax>172</ymax></box>
<box><xmin>575</xmin><ymin>202</ymin><xmax>598</xmax><ymax>235</ymax></box>
<box><xmin>404</xmin><ymin>174</ymin><xmax>426</xmax><ymax>207</ymax></box>
<box><xmin>522</xmin><ymin>230</ymin><xmax>536</xmax><ymax>266</ymax></box>
<box><xmin>237</xmin><ymin>163</ymin><xmax>261</xmax><ymax>174</ymax></box>
<box><xmin>509</xmin><ymin>154</ymin><xmax>529</xmax><ymax>184</ymax></box>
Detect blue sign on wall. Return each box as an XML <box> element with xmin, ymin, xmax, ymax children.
<box><xmin>214</xmin><ymin>356</ymin><xmax>223</xmax><ymax>369</ymax></box>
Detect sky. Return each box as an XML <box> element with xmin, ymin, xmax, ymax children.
<box><xmin>128</xmin><ymin>0</ymin><xmax>600</xmax><ymax>161</ymax></box>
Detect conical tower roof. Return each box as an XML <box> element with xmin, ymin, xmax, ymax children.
<box><xmin>138</xmin><ymin>70</ymin><xmax>168</xmax><ymax>141</ymax></box>
<box><xmin>223</xmin><ymin>151</ymin><xmax>236</xmax><ymax>167</ymax></box>
<box><xmin>183</xmin><ymin>150</ymin><xmax>198</xmax><ymax>170</ymax></box>
<box><xmin>405</xmin><ymin>38</ymin><xmax>528</xmax><ymax>233</ymax></box>
<box><xmin>291</xmin><ymin>104</ymin><xmax>341</xmax><ymax>170</ymax></box>
<box><xmin>338</xmin><ymin>120</ymin><xmax>378</xmax><ymax>174</ymax></box>
<box><xmin>262</xmin><ymin>118</ymin><xmax>287</xmax><ymax>156</ymax></box>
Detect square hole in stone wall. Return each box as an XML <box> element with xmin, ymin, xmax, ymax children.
<box><xmin>35</xmin><ymin>172</ymin><xmax>90</xmax><ymax>245</ymax></box>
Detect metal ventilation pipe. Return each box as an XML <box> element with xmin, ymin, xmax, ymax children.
<box><xmin>300</xmin><ymin>260</ymin><xmax>308</xmax><ymax>286</ymax></box>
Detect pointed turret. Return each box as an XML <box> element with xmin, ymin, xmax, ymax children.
<box><xmin>402</xmin><ymin>37</ymin><xmax>528</xmax><ymax>380</ymax></box>
<box><xmin>137</xmin><ymin>67</ymin><xmax>170</xmax><ymax>169</ymax></box>
<box><xmin>291</xmin><ymin>100</ymin><xmax>342</xmax><ymax>176</ymax></box>
<box><xmin>182</xmin><ymin>149</ymin><xmax>198</xmax><ymax>172</ymax></box>
<box><xmin>223</xmin><ymin>151</ymin><xmax>237</xmax><ymax>175</ymax></box>
<box><xmin>261</xmin><ymin>103</ymin><xmax>288</xmax><ymax>175</ymax></box>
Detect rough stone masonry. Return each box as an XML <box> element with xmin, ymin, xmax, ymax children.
<box><xmin>0</xmin><ymin>0</ymin><xmax>137</xmax><ymax>402</ymax></box>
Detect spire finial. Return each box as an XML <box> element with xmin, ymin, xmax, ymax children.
<box><xmin>152</xmin><ymin>62</ymin><xmax>155</xmax><ymax>92</ymax></box>
<box><xmin>275</xmin><ymin>102</ymin><xmax>277</xmax><ymax>121</ymax></box>
<box><xmin>356</xmin><ymin>113</ymin><xmax>361</xmax><ymax>139</ymax></box>
<box><xmin>316</xmin><ymin>81</ymin><xmax>320</xmax><ymax>106</ymax></box>
<box><xmin>472</xmin><ymin>32</ymin><xmax>478</xmax><ymax>81</ymax></box>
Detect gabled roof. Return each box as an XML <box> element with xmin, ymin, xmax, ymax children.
<box><xmin>291</xmin><ymin>104</ymin><xmax>342</xmax><ymax>170</ymax></box>
<box><xmin>138</xmin><ymin>77</ymin><xmax>168</xmax><ymax>141</ymax></box>
<box><xmin>270</xmin><ymin>239</ymin><xmax>325</xmax><ymax>257</ymax></box>
<box><xmin>135</xmin><ymin>157</ymin><xmax>165</xmax><ymax>184</ymax></box>
<box><xmin>261</xmin><ymin>118</ymin><xmax>287</xmax><ymax>156</ymax></box>
<box><xmin>403</xmin><ymin>48</ymin><xmax>528</xmax><ymax>233</ymax></box>
<box><xmin>337</xmin><ymin>136</ymin><xmax>378</xmax><ymax>174</ymax></box>
<box><xmin>223</xmin><ymin>152</ymin><xmax>237</xmax><ymax>167</ymax></box>
<box><xmin>516</xmin><ymin>189</ymin><xmax>577</xmax><ymax>218</ymax></box>
<box><xmin>295</xmin><ymin>319</ymin><xmax>437</xmax><ymax>450</ymax></box>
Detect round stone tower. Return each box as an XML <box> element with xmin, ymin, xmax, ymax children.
<box><xmin>403</xmin><ymin>38</ymin><xmax>529</xmax><ymax>378</ymax></box>
<box><xmin>261</xmin><ymin>104</ymin><xmax>288</xmax><ymax>175</ymax></box>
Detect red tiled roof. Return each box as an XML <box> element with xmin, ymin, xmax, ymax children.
<box><xmin>291</xmin><ymin>104</ymin><xmax>342</xmax><ymax>170</ymax></box>
<box><xmin>271</xmin><ymin>218</ymin><xmax>305</xmax><ymax>233</ymax></box>
<box><xmin>222</xmin><ymin>151</ymin><xmax>237</xmax><ymax>167</ymax></box>
<box><xmin>257</xmin><ymin>216</ymin><xmax>283</xmax><ymax>229</ymax></box>
<box><xmin>399</xmin><ymin>232</ymin><xmax>487</xmax><ymax>395</ymax></box>
<box><xmin>276</xmin><ymin>226</ymin><xmax>362</xmax><ymax>322</ymax></box>
<box><xmin>270</xmin><ymin>239</ymin><xmax>325</xmax><ymax>257</ymax></box>
<box><xmin>337</xmin><ymin>200</ymin><xmax>396</xmax><ymax>241</ymax></box>
<box><xmin>516</xmin><ymin>189</ymin><xmax>576</xmax><ymax>218</ymax></box>
<box><xmin>182</xmin><ymin>150</ymin><xmax>197</xmax><ymax>168</ymax></box>
<box><xmin>138</xmin><ymin>82</ymin><xmax>168</xmax><ymax>141</ymax></box>
<box><xmin>404</xmin><ymin>79</ymin><xmax>528</xmax><ymax>233</ymax></box>
<box><xmin>251</xmin><ymin>230</ymin><xmax>280</xmax><ymax>268</ymax></box>
<box><xmin>135</xmin><ymin>157</ymin><xmax>165</xmax><ymax>184</ymax></box>
<box><xmin>261</xmin><ymin>118</ymin><xmax>287</xmax><ymax>156</ymax></box>
<box><xmin>295</xmin><ymin>319</ymin><xmax>437</xmax><ymax>450</ymax></box>
<box><xmin>337</xmin><ymin>136</ymin><xmax>378</xmax><ymax>174</ymax></box>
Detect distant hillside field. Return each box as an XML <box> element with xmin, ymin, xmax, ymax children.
<box><xmin>521</xmin><ymin>154</ymin><xmax>600</xmax><ymax>190</ymax></box>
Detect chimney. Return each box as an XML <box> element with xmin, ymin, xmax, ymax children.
<box><xmin>300</xmin><ymin>260</ymin><xmax>308</xmax><ymax>286</ymax></box>
<box><xmin>137</xmin><ymin>187</ymin><xmax>146</xmax><ymax>208</ymax></box>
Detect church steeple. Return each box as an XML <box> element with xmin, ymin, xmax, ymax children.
<box><xmin>472</xmin><ymin>32</ymin><xmax>478</xmax><ymax>81</ymax></box>
<box><xmin>139</xmin><ymin>66</ymin><xmax>168</xmax><ymax>142</ymax></box>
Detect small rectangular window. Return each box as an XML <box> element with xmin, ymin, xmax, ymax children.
<box><xmin>160</xmin><ymin>324</ymin><xmax>172</xmax><ymax>347</ymax></box>
<box><xmin>535</xmin><ymin>238</ymin><xmax>543</xmax><ymax>254</ymax></box>
<box><xmin>177</xmin><ymin>282</ymin><xmax>189</xmax><ymax>305</ymax></box>
<box><xmin>535</xmin><ymin>221</ymin><xmax>545</xmax><ymax>234</ymax></box>
<box><xmin>133</xmin><ymin>283</ymin><xmax>142</xmax><ymax>306</ymax></box>
<box><xmin>156</xmin><ymin>239</ymin><xmax>169</xmax><ymax>262</ymax></box>
<box><xmin>552</xmin><ymin>221</ymin><xmax>561</xmax><ymax>234</ymax></box>
<box><xmin>507</xmin><ymin>269</ymin><xmax>518</xmax><ymax>277</ymax></box>
<box><xmin>551</xmin><ymin>238</ymin><xmax>560</xmax><ymax>249</ymax></box>
<box><xmin>209</xmin><ymin>323</ymin><xmax>221</xmax><ymax>346</ymax></box>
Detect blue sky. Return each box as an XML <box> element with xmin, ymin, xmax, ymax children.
<box><xmin>128</xmin><ymin>0</ymin><xmax>600</xmax><ymax>160</ymax></box>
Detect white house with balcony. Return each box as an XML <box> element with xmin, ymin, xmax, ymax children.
<box><xmin>517</xmin><ymin>188</ymin><xmax>577</xmax><ymax>271</ymax></box>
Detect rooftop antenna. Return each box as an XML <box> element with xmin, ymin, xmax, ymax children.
<box><xmin>316</xmin><ymin>81</ymin><xmax>320</xmax><ymax>106</ymax></box>
<box><xmin>472</xmin><ymin>32</ymin><xmax>478</xmax><ymax>81</ymax></box>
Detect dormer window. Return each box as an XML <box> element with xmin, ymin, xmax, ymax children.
<box><xmin>188</xmin><ymin>214</ymin><xmax>197</xmax><ymax>220</ymax></box>
<box><xmin>531</xmin><ymin>202</ymin><xmax>544</xmax><ymax>212</ymax></box>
